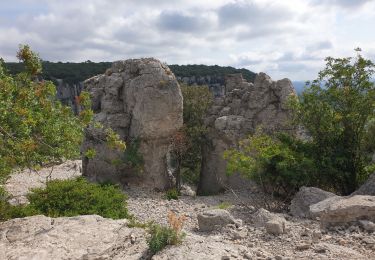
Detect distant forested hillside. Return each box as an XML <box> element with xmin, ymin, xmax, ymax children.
<box><xmin>168</xmin><ymin>64</ymin><xmax>256</xmax><ymax>82</ymax></box>
<box><xmin>5</xmin><ymin>61</ymin><xmax>112</xmax><ymax>84</ymax></box>
<box><xmin>4</xmin><ymin>61</ymin><xmax>256</xmax><ymax>84</ymax></box>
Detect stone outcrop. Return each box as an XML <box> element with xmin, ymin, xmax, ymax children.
<box><xmin>353</xmin><ymin>173</ymin><xmax>375</xmax><ymax>196</ymax></box>
<box><xmin>82</xmin><ymin>58</ymin><xmax>183</xmax><ymax>190</ymax></box>
<box><xmin>290</xmin><ymin>187</ymin><xmax>337</xmax><ymax>218</ymax></box>
<box><xmin>0</xmin><ymin>215</ymin><xmax>149</xmax><ymax>260</ymax></box>
<box><xmin>310</xmin><ymin>195</ymin><xmax>375</xmax><ymax>227</ymax></box>
<box><xmin>55</xmin><ymin>79</ymin><xmax>83</xmax><ymax>114</ymax></box>
<box><xmin>198</xmin><ymin>73</ymin><xmax>296</xmax><ymax>194</ymax></box>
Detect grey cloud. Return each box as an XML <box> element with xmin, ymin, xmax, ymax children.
<box><xmin>218</xmin><ymin>1</ymin><xmax>292</xmax><ymax>28</ymax></box>
<box><xmin>156</xmin><ymin>11</ymin><xmax>211</xmax><ymax>33</ymax></box>
<box><xmin>311</xmin><ymin>0</ymin><xmax>372</xmax><ymax>8</ymax></box>
<box><xmin>307</xmin><ymin>40</ymin><xmax>333</xmax><ymax>51</ymax></box>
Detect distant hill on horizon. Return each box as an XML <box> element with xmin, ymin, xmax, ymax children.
<box><xmin>4</xmin><ymin>61</ymin><xmax>257</xmax><ymax>84</ymax></box>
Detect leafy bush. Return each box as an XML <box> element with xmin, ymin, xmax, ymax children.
<box><xmin>147</xmin><ymin>211</ymin><xmax>186</xmax><ymax>254</ymax></box>
<box><xmin>0</xmin><ymin>186</ymin><xmax>38</xmax><ymax>221</ymax></box>
<box><xmin>26</xmin><ymin>177</ymin><xmax>129</xmax><ymax>219</ymax></box>
<box><xmin>224</xmin><ymin>130</ymin><xmax>316</xmax><ymax>198</ymax></box>
<box><xmin>289</xmin><ymin>49</ymin><xmax>375</xmax><ymax>194</ymax></box>
<box><xmin>0</xmin><ymin>45</ymin><xmax>125</xmax><ymax>182</ymax></box>
<box><xmin>225</xmin><ymin>50</ymin><xmax>375</xmax><ymax>196</ymax></box>
<box><xmin>165</xmin><ymin>188</ymin><xmax>179</xmax><ymax>200</ymax></box>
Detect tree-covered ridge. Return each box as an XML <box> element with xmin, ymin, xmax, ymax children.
<box><xmin>5</xmin><ymin>61</ymin><xmax>112</xmax><ymax>85</ymax></box>
<box><xmin>4</xmin><ymin>62</ymin><xmax>256</xmax><ymax>84</ymax></box>
<box><xmin>168</xmin><ymin>64</ymin><xmax>256</xmax><ymax>82</ymax></box>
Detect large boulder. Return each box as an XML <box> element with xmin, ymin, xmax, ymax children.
<box><xmin>353</xmin><ymin>173</ymin><xmax>375</xmax><ymax>196</ymax></box>
<box><xmin>198</xmin><ymin>73</ymin><xmax>296</xmax><ymax>194</ymax></box>
<box><xmin>290</xmin><ymin>187</ymin><xmax>337</xmax><ymax>218</ymax></box>
<box><xmin>197</xmin><ymin>209</ymin><xmax>240</xmax><ymax>232</ymax></box>
<box><xmin>0</xmin><ymin>215</ymin><xmax>149</xmax><ymax>260</ymax></box>
<box><xmin>310</xmin><ymin>195</ymin><xmax>375</xmax><ymax>227</ymax></box>
<box><xmin>252</xmin><ymin>208</ymin><xmax>287</xmax><ymax>233</ymax></box>
<box><xmin>82</xmin><ymin>58</ymin><xmax>183</xmax><ymax>190</ymax></box>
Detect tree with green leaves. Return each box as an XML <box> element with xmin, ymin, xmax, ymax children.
<box><xmin>179</xmin><ymin>84</ymin><xmax>213</xmax><ymax>185</ymax></box>
<box><xmin>0</xmin><ymin>45</ymin><xmax>125</xmax><ymax>182</ymax></box>
<box><xmin>224</xmin><ymin>50</ymin><xmax>375</xmax><ymax>196</ymax></box>
<box><xmin>289</xmin><ymin>49</ymin><xmax>375</xmax><ymax>194</ymax></box>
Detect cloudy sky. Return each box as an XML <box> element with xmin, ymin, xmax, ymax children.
<box><xmin>1</xmin><ymin>0</ymin><xmax>375</xmax><ymax>80</ymax></box>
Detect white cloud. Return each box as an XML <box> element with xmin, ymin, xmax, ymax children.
<box><xmin>0</xmin><ymin>0</ymin><xmax>374</xmax><ymax>80</ymax></box>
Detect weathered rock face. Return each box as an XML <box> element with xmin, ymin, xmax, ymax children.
<box><xmin>290</xmin><ymin>187</ymin><xmax>337</xmax><ymax>218</ymax></box>
<box><xmin>310</xmin><ymin>195</ymin><xmax>375</xmax><ymax>227</ymax></box>
<box><xmin>82</xmin><ymin>58</ymin><xmax>183</xmax><ymax>190</ymax></box>
<box><xmin>0</xmin><ymin>215</ymin><xmax>149</xmax><ymax>260</ymax></box>
<box><xmin>198</xmin><ymin>73</ymin><xmax>296</xmax><ymax>194</ymax></box>
<box><xmin>353</xmin><ymin>173</ymin><xmax>375</xmax><ymax>196</ymax></box>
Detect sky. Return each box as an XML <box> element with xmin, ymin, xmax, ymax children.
<box><xmin>1</xmin><ymin>0</ymin><xmax>375</xmax><ymax>81</ymax></box>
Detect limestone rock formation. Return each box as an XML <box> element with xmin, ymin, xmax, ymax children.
<box><xmin>310</xmin><ymin>195</ymin><xmax>375</xmax><ymax>227</ymax></box>
<box><xmin>290</xmin><ymin>186</ymin><xmax>337</xmax><ymax>218</ymax></box>
<box><xmin>0</xmin><ymin>215</ymin><xmax>149</xmax><ymax>260</ymax></box>
<box><xmin>198</xmin><ymin>73</ymin><xmax>296</xmax><ymax>194</ymax></box>
<box><xmin>82</xmin><ymin>58</ymin><xmax>183</xmax><ymax>190</ymax></box>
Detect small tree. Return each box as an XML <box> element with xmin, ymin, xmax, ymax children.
<box><xmin>180</xmin><ymin>84</ymin><xmax>213</xmax><ymax>184</ymax></box>
<box><xmin>0</xmin><ymin>45</ymin><xmax>125</xmax><ymax>182</ymax></box>
<box><xmin>289</xmin><ymin>49</ymin><xmax>375</xmax><ymax>194</ymax></box>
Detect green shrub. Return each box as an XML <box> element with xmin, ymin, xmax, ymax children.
<box><xmin>224</xmin><ymin>130</ymin><xmax>316</xmax><ymax>199</ymax></box>
<box><xmin>26</xmin><ymin>177</ymin><xmax>129</xmax><ymax>219</ymax></box>
<box><xmin>165</xmin><ymin>188</ymin><xmax>179</xmax><ymax>200</ymax></box>
<box><xmin>0</xmin><ymin>186</ymin><xmax>38</xmax><ymax>221</ymax></box>
<box><xmin>147</xmin><ymin>224</ymin><xmax>184</xmax><ymax>254</ymax></box>
<box><xmin>288</xmin><ymin>50</ymin><xmax>375</xmax><ymax>194</ymax></box>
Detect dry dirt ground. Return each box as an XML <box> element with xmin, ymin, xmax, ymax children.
<box><xmin>4</xmin><ymin>160</ymin><xmax>375</xmax><ymax>260</ymax></box>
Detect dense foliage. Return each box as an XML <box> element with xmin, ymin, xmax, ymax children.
<box><xmin>289</xmin><ymin>50</ymin><xmax>375</xmax><ymax>194</ymax></box>
<box><xmin>225</xmin><ymin>50</ymin><xmax>375</xmax><ymax>196</ymax></box>
<box><xmin>0</xmin><ymin>46</ymin><xmax>125</xmax><ymax>182</ymax></box>
<box><xmin>180</xmin><ymin>84</ymin><xmax>213</xmax><ymax>185</ymax></box>
<box><xmin>0</xmin><ymin>46</ymin><xmax>93</xmax><ymax>182</ymax></box>
<box><xmin>0</xmin><ymin>178</ymin><xmax>129</xmax><ymax>221</ymax></box>
<box><xmin>224</xmin><ymin>130</ymin><xmax>316</xmax><ymax>198</ymax></box>
<box><xmin>26</xmin><ymin>177</ymin><xmax>129</xmax><ymax>218</ymax></box>
<box><xmin>169</xmin><ymin>64</ymin><xmax>256</xmax><ymax>82</ymax></box>
<box><xmin>5</xmin><ymin>61</ymin><xmax>112</xmax><ymax>85</ymax></box>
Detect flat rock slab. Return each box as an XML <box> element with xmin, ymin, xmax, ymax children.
<box><xmin>310</xmin><ymin>195</ymin><xmax>375</xmax><ymax>226</ymax></box>
<box><xmin>152</xmin><ymin>232</ymin><xmax>252</xmax><ymax>260</ymax></box>
<box><xmin>0</xmin><ymin>215</ymin><xmax>149</xmax><ymax>260</ymax></box>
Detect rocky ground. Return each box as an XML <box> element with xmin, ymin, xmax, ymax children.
<box><xmin>2</xmin><ymin>161</ymin><xmax>375</xmax><ymax>259</ymax></box>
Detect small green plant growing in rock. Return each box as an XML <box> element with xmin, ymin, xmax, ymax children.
<box><xmin>147</xmin><ymin>211</ymin><xmax>186</xmax><ymax>254</ymax></box>
<box><xmin>216</xmin><ymin>201</ymin><xmax>232</xmax><ymax>210</ymax></box>
<box><xmin>165</xmin><ymin>188</ymin><xmax>179</xmax><ymax>200</ymax></box>
<box><xmin>121</xmin><ymin>138</ymin><xmax>144</xmax><ymax>172</ymax></box>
